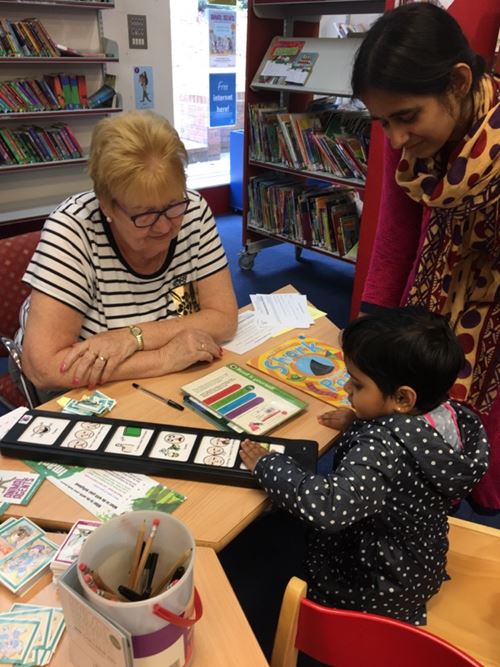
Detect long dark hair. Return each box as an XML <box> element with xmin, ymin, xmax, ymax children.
<box><xmin>341</xmin><ymin>307</ymin><xmax>465</xmax><ymax>413</ymax></box>
<box><xmin>351</xmin><ymin>3</ymin><xmax>487</xmax><ymax>98</ymax></box>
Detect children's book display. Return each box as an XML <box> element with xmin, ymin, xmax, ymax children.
<box><xmin>181</xmin><ymin>362</ymin><xmax>308</xmax><ymax>435</ymax></box>
<box><xmin>248</xmin><ymin>335</ymin><xmax>351</xmax><ymax>408</ymax></box>
<box><xmin>0</xmin><ymin>518</ymin><xmax>58</xmax><ymax>596</ymax></box>
<box><xmin>0</xmin><ymin>409</ymin><xmax>318</xmax><ymax>488</ymax></box>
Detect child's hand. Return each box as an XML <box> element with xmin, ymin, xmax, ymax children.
<box><xmin>240</xmin><ymin>439</ymin><xmax>271</xmax><ymax>473</ymax></box>
<box><xmin>317</xmin><ymin>407</ymin><xmax>357</xmax><ymax>432</ymax></box>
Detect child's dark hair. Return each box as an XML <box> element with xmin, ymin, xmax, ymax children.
<box><xmin>341</xmin><ymin>307</ymin><xmax>465</xmax><ymax>413</ymax></box>
<box><xmin>351</xmin><ymin>3</ymin><xmax>487</xmax><ymax>98</ymax></box>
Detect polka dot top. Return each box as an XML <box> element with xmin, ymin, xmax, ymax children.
<box><xmin>254</xmin><ymin>400</ymin><xmax>489</xmax><ymax>624</ymax></box>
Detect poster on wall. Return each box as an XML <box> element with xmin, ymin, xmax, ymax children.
<box><xmin>133</xmin><ymin>65</ymin><xmax>154</xmax><ymax>109</ymax></box>
<box><xmin>209</xmin><ymin>9</ymin><xmax>236</xmax><ymax>68</ymax></box>
<box><xmin>209</xmin><ymin>73</ymin><xmax>236</xmax><ymax>127</ymax></box>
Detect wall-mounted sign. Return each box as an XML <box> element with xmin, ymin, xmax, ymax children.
<box><xmin>209</xmin><ymin>73</ymin><xmax>236</xmax><ymax>127</ymax></box>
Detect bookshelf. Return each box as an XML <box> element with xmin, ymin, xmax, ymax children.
<box><xmin>0</xmin><ymin>0</ymin><xmax>120</xmax><ymax>237</ymax></box>
<box><xmin>240</xmin><ymin>0</ymin><xmax>384</xmax><ymax>270</ymax></box>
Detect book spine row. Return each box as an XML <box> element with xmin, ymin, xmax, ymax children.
<box><xmin>0</xmin><ymin>18</ymin><xmax>59</xmax><ymax>57</ymax></box>
<box><xmin>248</xmin><ymin>172</ymin><xmax>360</xmax><ymax>259</ymax></box>
<box><xmin>0</xmin><ymin>122</ymin><xmax>83</xmax><ymax>166</ymax></box>
<box><xmin>0</xmin><ymin>74</ymin><xmax>89</xmax><ymax>112</ymax></box>
<box><xmin>248</xmin><ymin>103</ymin><xmax>369</xmax><ymax>182</ymax></box>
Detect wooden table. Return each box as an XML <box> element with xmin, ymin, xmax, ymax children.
<box><xmin>0</xmin><ymin>535</ymin><xmax>268</xmax><ymax>667</ymax></box>
<box><xmin>1</xmin><ymin>286</ymin><xmax>341</xmax><ymax>550</ymax></box>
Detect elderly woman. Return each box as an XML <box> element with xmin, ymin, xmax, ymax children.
<box><xmin>16</xmin><ymin>110</ymin><xmax>238</xmax><ymax>397</ymax></box>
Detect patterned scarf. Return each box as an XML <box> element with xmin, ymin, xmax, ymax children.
<box><xmin>395</xmin><ymin>74</ymin><xmax>500</xmax><ymax>415</ymax></box>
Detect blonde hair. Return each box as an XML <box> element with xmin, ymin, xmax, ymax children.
<box><xmin>88</xmin><ymin>110</ymin><xmax>188</xmax><ymax>207</ymax></box>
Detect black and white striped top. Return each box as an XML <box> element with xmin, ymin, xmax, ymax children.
<box><xmin>16</xmin><ymin>189</ymin><xmax>228</xmax><ymax>344</ymax></box>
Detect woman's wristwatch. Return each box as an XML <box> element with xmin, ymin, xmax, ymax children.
<box><xmin>129</xmin><ymin>325</ymin><xmax>144</xmax><ymax>351</ymax></box>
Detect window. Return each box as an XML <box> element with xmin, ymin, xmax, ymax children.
<box><xmin>170</xmin><ymin>1</ymin><xmax>248</xmax><ymax>188</ymax></box>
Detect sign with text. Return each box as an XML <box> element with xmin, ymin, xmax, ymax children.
<box><xmin>209</xmin><ymin>73</ymin><xmax>236</xmax><ymax>127</ymax></box>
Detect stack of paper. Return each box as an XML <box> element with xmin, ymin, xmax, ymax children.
<box><xmin>222</xmin><ymin>295</ymin><xmax>327</xmax><ymax>356</ymax></box>
<box><xmin>50</xmin><ymin>519</ymin><xmax>101</xmax><ymax>578</ymax></box>
<box><xmin>0</xmin><ymin>603</ymin><xmax>65</xmax><ymax>666</ymax></box>
<box><xmin>251</xmin><ymin>293</ymin><xmax>314</xmax><ymax>329</ymax></box>
<box><xmin>0</xmin><ymin>518</ymin><xmax>58</xmax><ymax>596</ymax></box>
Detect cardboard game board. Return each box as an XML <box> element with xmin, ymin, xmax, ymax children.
<box><xmin>0</xmin><ymin>410</ymin><xmax>318</xmax><ymax>488</ymax></box>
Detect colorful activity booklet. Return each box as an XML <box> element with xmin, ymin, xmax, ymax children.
<box><xmin>181</xmin><ymin>362</ymin><xmax>307</xmax><ymax>435</ymax></box>
<box><xmin>248</xmin><ymin>335</ymin><xmax>351</xmax><ymax>408</ymax></box>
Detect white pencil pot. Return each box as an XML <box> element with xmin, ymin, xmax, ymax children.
<box><xmin>77</xmin><ymin>510</ymin><xmax>200</xmax><ymax>667</ymax></box>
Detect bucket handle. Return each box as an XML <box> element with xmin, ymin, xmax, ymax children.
<box><xmin>153</xmin><ymin>587</ymin><xmax>203</xmax><ymax>628</ymax></box>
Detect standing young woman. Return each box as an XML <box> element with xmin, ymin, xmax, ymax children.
<box><xmin>351</xmin><ymin>3</ymin><xmax>499</xmax><ymax>508</ymax></box>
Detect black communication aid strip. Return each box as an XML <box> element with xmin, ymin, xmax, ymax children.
<box><xmin>0</xmin><ymin>409</ymin><xmax>318</xmax><ymax>489</ymax></box>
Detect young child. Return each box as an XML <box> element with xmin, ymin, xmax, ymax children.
<box><xmin>240</xmin><ymin>307</ymin><xmax>489</xmax><ymax>624</ymax></box>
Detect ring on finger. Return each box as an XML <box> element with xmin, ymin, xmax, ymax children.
<box><xmin>200</xmin><ymin>342</ymin><xmax>207</xmax><ymax>351</ymax></box>
<box><xmin>97</xmin><ymin>354</ymin><xmax>107</xmax><ymax>363</ymax></box>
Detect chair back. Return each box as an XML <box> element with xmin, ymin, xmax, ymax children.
<box><xmin>271</xmin><ymin>576</ymin><xmax>482</xmax><ymax>667</ymax></box>
<box><xmin>0</xmin><ymin>231</ymin><xmax>40</xmax><ymax>352</ymax></box>
<box><xmin>0</xmin><ymin>231</ymin><xmax>41</xmax><ymax>408</ymax></box>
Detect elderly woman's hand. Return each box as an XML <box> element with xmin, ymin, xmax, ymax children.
<box><xmin>158</xmin><ymin>329</ymin><xmax>222</xmax><ymax>373</ymax></box>
<box><xmin>60</xmin><ymin>329</ymin><xmax>138</xmax><ymax>388</ymax></box>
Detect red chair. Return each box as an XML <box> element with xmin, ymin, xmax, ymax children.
<box><xmin>271</xmin><ymin>576</ymin><xmax>482</xmax><ymax>667</ymax></box>
<box><xmin>0</xmin><ymin>231</ymin><xmax>41</xmax><ymax>409</ymax></box>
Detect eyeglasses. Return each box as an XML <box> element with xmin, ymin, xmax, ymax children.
<box><xmin>114</xmin><ymin>197</ymin><xmax>190</xmax><ymax>228</ymax></box>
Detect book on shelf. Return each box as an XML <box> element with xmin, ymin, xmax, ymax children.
<box><xmin>76</xmin><ymin>74</ymin><xmax>88</xmax><ymax>108</ymax></box>
<box><xmin>0</xmin><ymin>18</ymin><xmax>59</xmax><ymax>57</ymax></box>
<box><xmin>0</xmin><ymin>517</ymin><xmax>58</xmax><ymax>595</ymax></box>
<box><xmin>60</xmin><ymin>74</ymin><xmax>74</xmax><ymax>109</ymax></box>
<box><xmin>69</xmin><ymin>75</ymin><xmax>81</xmax><ymax>109</ymax></box>
<box><xmin>248</xmin><ymin>172</ymin><xmax>361</xmax><ymax>256</ymax></box>
<box><xmin>44</xmin><ymin>74</ymin><xmax>65</xmax><ymax>109</ymax></box>
<box><xmin>248</xmin><ymin>336</ymin><xmax>351</xmax><ymax>408</ymax></box>
<box><xmin>257</xmin><ymin>38</ymin><xmax>306</xmax><ymax>86</ymax></box>
<box><xmin>248</xmin><ymin>103</ymin><xmax>287</xmax><ymax>164</ymax></box>
<box><xmin>0</xmin><ymin>123</ymin><xmax>83</xmax><ymax>165</ymax></box>
<box><xmin>56</xmin><ymin>43</ymin><xmax>107</xmax><ymax>58</ymax></box>
<box><xmin>248</xmin><ymin>102</ymin><xmax>369</xmax><ymax>180</ymax></box>
<box><xmin>0</xmin><ymin>73</ymin><xmax>88</xmax><ymax>113</ymax></box>
<box><xmin>284</xmin><ymin>51</ymin><xmax>319</xmax><ymax>86</ymax></box>
<box><xmin>88</xmin><ymin>83</ymin><xmax>116</xmax><ymax>108</ymax></box>
<box><xmin>180</xmin><ymin>362</ymin><xmax>307</xmax><ymax>436</ymax></box>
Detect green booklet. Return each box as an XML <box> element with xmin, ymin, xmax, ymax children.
<box><xmin>181</xmin><ymin>362</ymin><xmax>307</xmax><ymax>436</ymax></box>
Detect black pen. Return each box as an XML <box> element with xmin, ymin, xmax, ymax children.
<box><xmin>132</xmin><ymin>383</ymin><xmax>184</xmax><ymax>411</ymax></box>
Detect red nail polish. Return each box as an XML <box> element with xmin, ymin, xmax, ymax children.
<box><xmin>72</xmin><ymin>378</ymin><xmax>80</xmax><ymax>385</ymax></box>
<box><xmin>60</xmin><ymin>364</ymin><xmax>66</xmax><ymax>373</ymax></box>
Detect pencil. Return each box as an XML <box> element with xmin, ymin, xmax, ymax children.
<box><xmin>151</xmin><ymin>548</ymin><xmax>192</xmax><ymax>598</ymax></box>
<box><xmin>132</xmin><ymin>519</ymin><xmax>160</xmax><ymax>592</ymax></box>
<box><xmin>80</xmin><ymin>562</ymin><xmax>115</xmax><ymax>595</ymax></box>
<box><xmin>128</xmin><ymin>520</ymin><xmax>146</xmax><ymax>587</ymax></box>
